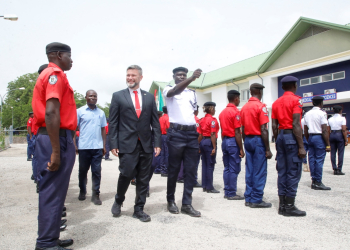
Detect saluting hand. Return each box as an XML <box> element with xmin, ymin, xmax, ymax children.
<box><xmin>239</xmin><ymin>149</ymin><xmax>245</xmax><ymax>158</ymax></box>
<box><xmin>191</xmin><ymin>69</ymin><xmax>202</xmax><ymax>80</ymax></box>
<box><xmin>112</xmin><ymin>148</ymin><xmax>119</xmax><ymax>157</ymax></box>
<box><xmin>265</xmin><ymin>150</ymin><xmax>273</xmax><ymax>159</ymax></box>
<box><xmin>298</xmin><ymin>147</ymin><xmax>306</xmax><ymax>158</ymax></box>
<box><xmin>47</xmin><ymin>152</ymin><xmax>60</xmax><ymax>171</ymax></box>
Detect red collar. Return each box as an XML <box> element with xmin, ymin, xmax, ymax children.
<box><xmin>248</xmin><ymin>97</ymin><xmax>261</xmax><ymax>102</ymax></box>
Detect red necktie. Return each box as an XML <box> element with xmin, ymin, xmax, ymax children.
<box><xmin>133</xmin><ymin>91</ymin><xmax>141</xmax><ymax>118</ymax></box>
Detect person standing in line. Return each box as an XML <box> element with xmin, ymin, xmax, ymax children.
<box><xmin>301</xmin><ymin>107</ymin><xmax>312</xmax><ymax>172</ymax></box>
<box><xmin>219</xmin><ymin>90</ymin><xmax>245</xmax><ymax>200</ymax></box>
<box><xmin>27</xmin><ymin>112</ymin><xmax>35</xmax><ymax>161</ymax></box>
<box><xmin>272</xmin><ymin>76</ymin><xmax>306</xmax><ymax>217</ymax></box>
<box><xmin>158</xmin><ymin>106</ymin><xmax>170</xmax><ymax>177</ymax></box>
<box><xmin>241</xmin><ymin>84</ymin><xmax>273</xmax><ymax>208</ymax></box>
<box><xmin>304</xmin><ymin>96</ymin><xmax>331</xmax><ymax>190</ymax></box>
<box><xmin>33</xmin><ymin>42</ymin><xmax>75</xmax><ymax>250</ymax></box>
<box><xmin>199</xmin><ymin>102</ymin><xmax>220</xmax><ymax>193</ymax></box>
<box><xmin>109</xmin><ymin>65</ymin><xmax>161</xmax><ymax>222</ymax></box>
<box><xmin>76</xmin><ymin>90</ymin><xmax>107</xmax><ymax>205</ymax></box>
<box><xmin>193</xmin><ymin>105</ymin><xmax>202</xmax><ymax>188</ymax></box>
<box><xmin>328</xmin><ymin>105</ymin><xmax>347</xmax><ymax>175</ymax></box>
<box><xmin>104</xmin><ymin>118</ymin><xmax>112</xmax><ymax>161</ymax></box>
<box><xmin>163</xmin><ymin>66</ymin><xmax>202</xmax><ymax>217</ymax></box>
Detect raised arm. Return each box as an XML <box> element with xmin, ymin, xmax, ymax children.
<box><xmin>166</xmin><ymin>69</ymin><xmax>202</xmax><ymax>97</ymax></box>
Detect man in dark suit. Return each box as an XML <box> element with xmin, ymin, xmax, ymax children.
<box><xmin>109</xmin><ymin>65</ymin><xmax>161</xmax><ymax>222</ymax></box>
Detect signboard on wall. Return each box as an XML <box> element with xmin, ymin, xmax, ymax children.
<box><xmin>302</xmin><ymin>93</ymin><xmax>337</xmax><ymax>103</ymax></box>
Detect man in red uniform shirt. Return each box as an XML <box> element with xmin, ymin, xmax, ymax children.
<box><xmin>32</xmin><ymin>42</ymin><xmax>76</xmax><ymax>249</ymax></box>
<box><xmin>199</xmin><ymin>102</ymin><xmax>220</xmax><ymax>193</ymax></box>
<box><xmin>219</xmin><ymin>90</ymin><xmax>245</xmax><ymax>200</ymax></box>
<box><xmin>241</xmin><ymin>83</ymin><xmax>272</xmax><ymax>208</ymax></box>
<box><xmin>158</xmin><ymin>106</ymin><xmax>170</xmax><ymax>176</ymax></box>
<box><xmin>27</xmin><ymin>112</ymin><xmax>35</xmax><ymax>161</ymax></box>
<box><xmin>272</xmin><ymin>76</ymin><xmax>306</xmax><ymax>217</ymax></box>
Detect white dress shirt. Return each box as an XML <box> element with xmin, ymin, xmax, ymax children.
<box><xmin>163</xmin><ymin>85</ymin><xmax>197</xmax><ymax>125</ymax></box>
<box><xmin>328</xmin><ymin>114</ymin><xmax>346</xmax><ymax>130</ymax></box>
<box><xmin>304</xmin><ymin>107</ymin><xmax>328</xmax><ymax>133</ymax></box>
<box><xmin>128</xmin><ymin>87</ymin><xmax>143</xmax><ymax>111</ymax></box>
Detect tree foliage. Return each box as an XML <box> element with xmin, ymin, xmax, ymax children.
<box><xmin>1</xmin><ymin>72</ymin><xmax>110</xmax><ymax>129</ymax></box>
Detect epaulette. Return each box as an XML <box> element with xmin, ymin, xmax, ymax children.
<box><xmin>52</xmin><ymin>67</ymin><xmax>61</xmax><ymax>72</ymax></box>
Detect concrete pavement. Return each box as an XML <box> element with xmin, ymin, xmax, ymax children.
<box><xmin>0</xmin><ymin>143</ymin><xmax>349</xmax><ymax>249</ymax></box>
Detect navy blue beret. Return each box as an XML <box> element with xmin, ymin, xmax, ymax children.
<box><xmin>312</xmin><ymin>96</ymin><xmax>324</xmax><ymax>100</ymax></box>
<box><xmin>250</xmin><ymin>83</ymin><xmax>265</xmax><ymax>89</ymax></box>
<box><xmin>204</xmin><ymin>101</ymin><xmax>216</xmax><ymax>106</ymax></box>
<box><xmin>46</xmin><ymin>42</ymin><xmax>71</xmax><ymax>54</ymax></box>
<box><xmin>281</xmin><ymin>76</ymin><xmax>299</xmax><ymax>84</ymax></box>
<box><xmin>173</xmin><ymin>67</ymin><xmax>188</xmax><ymax>74</ymax></box>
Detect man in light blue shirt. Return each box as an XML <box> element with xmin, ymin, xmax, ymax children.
<box><xmin>77</xmin><ymin>90</ymin><xmax>107</xmax><ymax>205</ymax></box>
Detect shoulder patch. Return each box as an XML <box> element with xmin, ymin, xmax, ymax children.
<box><xmin>48</xmin><ymin>75</ymin><xmax>58</xmax><ymax>85</ymax></box>
<box><xmin>299</xmin><ymin>99</ymin><xmax>303</xmax><ymax>105</ymax></box>
<box><xmin>196</xmin><ymin>123</ymin><xmax>199</xmax><ymax>127</ymax></box>
<box><xmin>236</xmin><ymin>115</ymin><xmax>240</xmax><ymax>121</ymax></box>
<box><xmin>211</xmin><ymin>121</ymin><xmax>215</xmax><ymax>126</ymax></box>
<box><xmin>262</xmin><ymin>107</ymin><xmax>267</xmax><ymax>113</ymax></box>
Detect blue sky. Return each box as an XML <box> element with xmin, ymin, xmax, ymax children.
<box><xmin>1</xmin><ymin>0</ymin><xmax>350</xmax><ymax>106</ymax></box>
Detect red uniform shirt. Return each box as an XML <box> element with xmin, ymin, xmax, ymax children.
<box><xmin>105</xmin><ymin>122</ymin><xmax>109</xmax><ymax>134</ymax></box>
<box><xmin>32</xmin><ymin>62</ymin><xmax>77</xmax><ymax>131</ymax></box>
<box><xmin>27</xmin><ymin>117</ymin><xmax>33</xmax><ymax>131</ymax></box>
<box><xmin>32</xmin><ymin>116</ymin><xmax>39</xmax><ymax>134</ymax></box>
<box><xmin>271</xmin><ymin>91</ymin><xmax>302</xmax><ymax>130</ymax></box>
<box><xmin>159</xmin><ymin>114</ymin><xmax>170</xmax><ymax>135</ymax></box>
<box><xmin>199</xmin><ymin>114</ymin><xmax>219</xmax><ymax>138</ymax></box>
<box><xmin>195</xmin><ymin>115</ymin><xmax>201</xmax><ymax>134</ymax></box>
<box><xmin>241</xmin><ymin>97</ymin><xmax>269</xmax><ymax>135</ymax></box>
<box><xmin>219</xmin><ymin>103</ymin><xmax>241</xmax><ymax>137</ymax></box>
<box><xmin>76</xmin><ymin>131</ymin><xmax>80</xmax><ymax>137</ymax></box>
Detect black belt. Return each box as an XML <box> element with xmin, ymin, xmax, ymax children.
<box><xmin>203</xmin><ymin>136</ymin><xmax>211</xmax><ymax>139</ymax></box>
<box><xmin>170</xmin><ymin>123</ymin><xmax>196</xmax><ymax>131</ymax></box>
<box><xmin>310</xmin><ymin>133</ymin><xmax>322</xmax><ymax>136</ymax></box>
<box><xmin>331</xmin><ymin>130</ymin><xmax>342</xmax><ymax>133</ymax></box>
<box><xmin>246</xmin><ymin>135</ymin><xmax>261</xmax><ymax>138</ymax></box>
<box><xmin>280</xmin><ymin>129</ymin><xmax>293</xmax><ymax>134</ymax></box>
<box><xmin>223</xmin><ymin>136</ymin><xmax>234</xmax><ymax>139</ymax></box>
<box><xmin>38</xmin><ymin>127</ymin><xmax>74</xmax><ymax>137</ymax></box>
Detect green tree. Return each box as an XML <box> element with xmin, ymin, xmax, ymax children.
<box><xmin>97</xmin><ymin>103</ymin><xmax>110</xmax><ymax>118</ymax></box>
<box><xmin>74</xmin><ymin>91</ymin><xmax>86</xmax><ymax>109</ymax></box>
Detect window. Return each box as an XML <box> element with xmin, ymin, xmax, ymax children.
<box><xmin>241</xmin><ymin>89</ymin><xmax>250</xmax><ymax>101</ymax></box>
<box><xmin>299</xmin><ymin>71</ymin><xmax>345</xmax><ymax>87</ymax></box>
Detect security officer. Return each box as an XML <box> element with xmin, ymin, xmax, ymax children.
<box><xmin>26</xmin><ymin>112</ymin><xmax>35</xmax><ymax>161</ymax></box>
<box><xmin>301</xmin><ymin>107</ymin><xmax>312</xmax><ymax>172</ymax></box>
<box><xmin>241</xmin><ymin>83</ymin><xmax>273</xmax><ymax>208</ymax></box>
<box><xmin>158</xmin><ymin>106</ymin><xmax>170</xmax><ymax>176</ymax></box>
<box><xmin>219</xmin><ymin>90</ymin><xmax>245</xmax><ymax>200</ymax></box>
<box><xmin>328</xmin><ymin>105</ymin><xmax>347</xmax><ymax>175</ymax></box>
<box><xmin>272</xmin><ymin>76</ymin><xmax>306</xmax><ymax>217</ymax></box>
<box><xmin>105</xmin><ymin>118</ymin><xmax>112</xmax><ymax>161</ymax></box>
<box><xmin>199</xmin><ymin>101</ymin><xmax>220</xmax><ymax>193</ymax></box>
<box><xmin>32</xmin><ymin>42</ymin><xmax>76</xmax><ymax>250</ymax></box>
<box><xmin>304</xmin><ymin>96</ymin><xmax>331</xmax><ymax>190</ymax></box>
<box><xmin>163</xmin><ymin>66</ymin><xmax>202</xmax><ymax>217</ymax></box>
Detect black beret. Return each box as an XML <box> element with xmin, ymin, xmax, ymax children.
<box><xmin>173</xmin><ymin>67</ymin><xmax>188</xmax><ymax>74</ymax></box>
<box><xmin>312</xmin><ymin>96</ymin><xmax>324</xmax><ymax>100</ymax></box>
<box><xmin>228</xmin><ymin>90</ymin><xmax>240</xmax><ymax>95</ymax></box>
<box><xmin>250</xmin><ymin>83</ymin><xmax>265</xmax><ymax>89</ymax></box>
<box><xmin>157</xmin><ymin>111</ymin><xmax>163</xmax><ymax>115</ymax></box>
<box><xmin>333</xmin><ymin>105</ymin><xmax>342</xmax><ymax>110</ymax></box>
<box><xmin>29</xmin><ymin>112</ymin><xmax>33</xmax><ymax>115</ymax></box>
<box><xmin>46</xmin><ymin>42</ymin><xmax>71</xmax><ymax>54</ymax></box>
<box><xmin>204</xmin><ymin>101</ymin><xmax>216</xmax><ymax>106</ymax></box>
<box><xmin>38</xmin><ymin>64</ymin><xmax>48</xmax><ymax>74</ymax></box>
<box><xmin>281</xmin><ymin>76</ymin><xmax>298</xmax><ymax>84</ymax></box>
<box><xmin>162</xmin><ymin>106</ymin><xmax>167</xmax><ymax>111</ymax></box>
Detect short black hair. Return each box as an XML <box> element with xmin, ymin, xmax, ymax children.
<box><xmin>312</xmin><ymin>99</ymin><xmax>323</xmax><ymax>106</ymax></box>
<box><xmin>228</xmin><ymin>92</ymin><xmax>240</xmax><ymax>102</ymax></box>
<box><xmin>333</xmin><ymin>105</ymin><xmax>342</xmax><ymax>114</ymax></box>
<box><xmin>162</xmin><ymin>106</ymin><xmax>168</xmax><ymax>114</ymax></box>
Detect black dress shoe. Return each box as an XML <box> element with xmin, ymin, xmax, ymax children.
<box><xmin>203</xmin><ymin>188</ymin><xmax>206</xmax><ymax>192</ymax></box>
<box><xmin>161</xmin><ymin>173</ymin><xmax>168</xmax><ymax>177</ymax></box>
<box><xmin>311</xmin><ymin>181</ymin><xmax>331</xmax><ymax>190</ymax></box>
<box><xmin>177</xmin><ymin>179</ymin><xmax>184</xmax><ymax>183</ymax></box>
<box><xmin>334</xmin><ymin>170</ymin><xmax>338</xmax><ymax>175</ymax></box>
<box><xmin>58</xmin><ymin>239</ymin><xmax>74</xmax><ymax>248</ymax></box>
<box><xmin>61</xmin><ymin>212</ymin><xmax>66</xmax><ymax>217</ymax></box>
<box><xmin>245</xmin><ymin>202</ymin><xmax>251</xmax><ymax>207</ymax></box>
<box><xmin>36</xmin><ymin>246</ymin><xmax>72</xmax><ymax>250</ymax></box>
<box><xmin>60</xmin><ymin>219</ymin><xmax>67</xmax><ymax>226</ymax></box>
<box><xmin>62</xmin><ymin>206</ymin><xmax>66</xmax><ymax>212</ymax></box>
<box><xmin>60</xmin><ymin>224</ymin><xmax>67</xmax><ymax>231</ymax></box>
<box><xmin>181</xmin><ymin>205</ymin><xmax>201</xmax><ymax>217</ymax></box>
<box><xmin>27</xmin><ymin>158</ymin><xmax>32</xmax><ymax>161</ymax></box>
<box><xmin>227</xmin><ymin>195</ymin><xmax>244</xmax><ymax>200</ymax></box>
<box><xmin>91</xmin><ymin>193</ymin><xmax>102</xmax><ymax>205</ymax></box>
<box><xmin>250</xmin><ymin>201</ymin><xmax>272</xmax><ymax>208</ymax></box>
<box><xmin>78</xmin><ymin>191</ymin><xmax>86</xmax><ymax>201</ymax></box>
<box><xmin>167</xmin><ymin>201</ymin><xmax>179</xmax><ymax>214</ymax></box>
<box><xmin>105</xmin><ymin>158</ymin><xmax>112</xmax><ymax>161</ymax></box>
<box><xmin>337</xmin><ymin>170</ymin><xmax>345</xmax><ymax>175</ymax></box>
<box><xmin>194</xmin><ymin>182</ymin><xmax>202</xmax><ymax>188</ymax></box>
<box><xmin>132</xmin><ymin>210</ymin><xmax>151</xmax><ymax>222</ymax></box>
<box><xmin>206</xmin><ymin>189</ymin><xmax>220</xmax><ymax>193</ymax></box>
<box><xmin>111</xmin><ymin>201</ymin><xmax>122</xmax><ymax>217</ymax></box>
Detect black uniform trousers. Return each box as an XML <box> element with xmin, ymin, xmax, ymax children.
<box><xmin>167</xmin><ymin>126</ymin><xmax>199</xmax><ymax>205</ymax></box>
<box><xmin>115</xmin><ymin>140</ymin><xmax>152</xmax><ymax>212</ymax></box>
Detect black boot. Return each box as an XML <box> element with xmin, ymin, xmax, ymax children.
<box><xmin>311</xmin><ymin>180</ymin><xmax>331</xmax><ymax>190</ymax></box>
<box><xmin>283</xmin><ymin>196</ymin><xmax>306</xmax><ymax>217</ymax></box>
<box><xmin>278</xmin><ymin>195</ymin><xmax>285</xmax><ymax>215</ymax></box>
